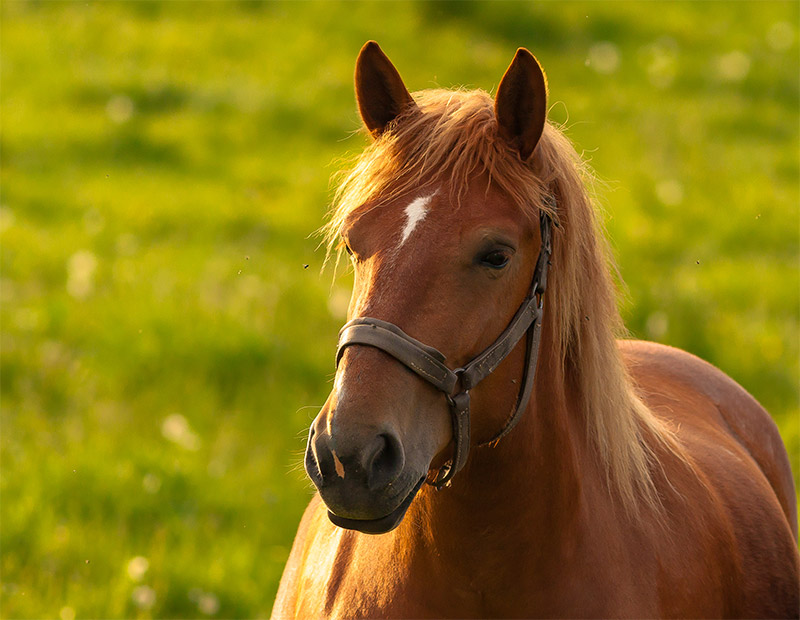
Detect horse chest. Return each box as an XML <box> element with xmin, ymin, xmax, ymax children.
<box><xmin>287</xmin><ymin>522</ymin><xmax>486</xmax><ymax>618</ymax></box>
<box><xmin>288</xmin><ymin>523</ymin><xmax>612</xmax><ymax>618</ymax></box>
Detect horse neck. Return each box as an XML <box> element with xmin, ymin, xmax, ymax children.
<box><xmin>407</xmin><ymin>322</ymin><xmax>598</xmax><ymax>577</ymax></box>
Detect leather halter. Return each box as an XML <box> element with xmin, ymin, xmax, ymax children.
<box><xmin>335</xmin><ymin>210</ymin><xmax>553</xmax><ymax>489</ymax></box>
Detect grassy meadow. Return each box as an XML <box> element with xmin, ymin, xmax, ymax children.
<box><xmin>1</xmin><ymin>1</ymin><xmax>797</xmax><ymax>618</ymax></box>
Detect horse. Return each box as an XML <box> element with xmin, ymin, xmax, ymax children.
<box><xmin>272</xmin><ymin>42</ymin><xmax>799</xmax><ymax>619</ymax></box>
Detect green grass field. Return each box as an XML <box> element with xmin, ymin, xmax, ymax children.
<box><xmin>1</xmin><ymin>2</ymin><xmax>797</xmax><ymax>618</ymax></box>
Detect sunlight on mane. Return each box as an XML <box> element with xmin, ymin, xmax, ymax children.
<box><xmin>322</xmin><ymin>87</ymin><xmax>688</xmax><ymax>519</ymax></box>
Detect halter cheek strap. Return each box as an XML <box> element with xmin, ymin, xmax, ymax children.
<box><xmin>335</xmin><ymin>211</ymin><xmax>553</xmax><ymax>489</ymax></box>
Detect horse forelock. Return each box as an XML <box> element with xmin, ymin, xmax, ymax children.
<box><xmin>322</xmin><ymin>86</ymin><xmax>687</xmax><ymax>521</ymax></box>
<box><xmin>323</xmin><ymin>89</ymin><xmax>552</xmax><ymax>248</ymax></box>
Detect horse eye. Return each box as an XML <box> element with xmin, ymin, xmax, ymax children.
<box><xmin>344</xmin><ymin>242</ymin><xmax>353</xmax><ymax>257</ymax></box>
<box><xmin>481</xmin><ymin>250</ymin><xmax>510</xmax><ymax>269</ymax></box>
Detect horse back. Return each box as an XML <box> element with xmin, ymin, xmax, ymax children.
<box><xmin>621</xmin><ymin>339</ymin><xmax>797</xmax><ymax>534</ymax></box>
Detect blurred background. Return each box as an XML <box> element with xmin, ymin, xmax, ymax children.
<box><xmin>1</xmin><ymin>1</ymin><xmax>797</xmax><ymax>617</ymax></box>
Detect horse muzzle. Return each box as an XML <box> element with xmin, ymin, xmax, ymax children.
<box><xmin>305</xmin><ymin>423</ymin><xmax>426</xmax><ymax>535</ymax></box>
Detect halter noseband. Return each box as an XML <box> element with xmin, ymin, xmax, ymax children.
<box><xmin>335</xmin><ymin>210</ymin><xmax>553</xmax><ymax>489</ymax></box>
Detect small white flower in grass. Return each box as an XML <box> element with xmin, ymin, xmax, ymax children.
<box><xmin>587</xmin><ymin>42</ymin><xmax>620</xmax><ymax>75</ymax></box>
<box><xmin>0</xmin><ymin>206</ymin><xmax>14</xmax><ymax>232</ymax></box>
<box><xmin>716</xmin><ymin>51</ymin><xmax>751</xmax><ymax>83</ymax></box>
<box><xmin>13</xmin><ymin>307</ymin><xmax>42</xmax><ymax>332</ymax></box>
<box><xmin>107</xmin><ymin>95</ymin><xmax>134</xmax><ymax>124</ymax></box>
<box><xmin>127</xmin><ymin>556</ymin><xmax>149</xmax><ymax>582</ymax></box>
<box><xmin>142</xmin><ymin>473</ymin><xmax>162</xmax><ymax>494</ymax></box>
<box><xmin>207</xmin><ymin>458</ymin><xmax>227</xmax><ymax>478</ymax></box>
<box><xmin>767</xmin><ymin>22</ymin><xmax>794</xmax><ymax>52</ymax></box>
<box><xmin>82</xmin><ymin>208</ymin><xmax>104</xmax><ymax>235</ymax></box>
<box><xmin>59</xmin><ymin>606</ymin><xmax>75</xmax><ymax>620</ymax></box>
<box><xmin>198</xmin><ymin>592</ymin><xmax>220</xmax><ymax>615</ymax></box>
<box><xmin>656</xmin><ymin>180</ymin><xmax>684</xmax><ymax>206</ymax></box>
<box><xmin>161</xmin><ymin>413</ymin><xmax>201</xmax><ymax>451</ymax></box>
<box><xmin>637</xmin><ymin>38</ymin><xmax>679</xmax><ymax>90</ymax></box>
<box><xmin>116</xmin><ymin>233</ymin><xmax>139</xmax><ymax>256</ymax></box>
<box><xmin>67</xmin><ymin>250</ymin><xmax>97</xmax><ymax>300</ymax></box>
<box><xmin>132</xmin><ymin>585</ymin><xmax>156</xmax><ymax>610</ymax></box>
<box><xmin>54</xmin><ymin>524</ymin><xmax>69</xmax><ymax>544</ymax></box>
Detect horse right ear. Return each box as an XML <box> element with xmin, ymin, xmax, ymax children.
<box><xmin>355</xmin><ymin>41</ymin><xmax>417</xmax><ymax>138</ymax></box>
<box><xmin>495</xmin><ymin>48</ymin><xmax>548</xmax><ymax>160</ymax></box>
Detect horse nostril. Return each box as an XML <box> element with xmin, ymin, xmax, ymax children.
<box><xmin>366</xmin><ymin>432</ymin><xmax>405</xmax><ymax>491</ymax></box>
<box><xmin>306</xmin><ymin>427</ymin><xmax>336</xmax><ymax>488</ymax></box>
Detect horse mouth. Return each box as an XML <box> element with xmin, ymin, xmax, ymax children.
<box><xmin>327</xmin><ymin>476</ymin><xmax>425</xmax><ymax>535</ymax></box>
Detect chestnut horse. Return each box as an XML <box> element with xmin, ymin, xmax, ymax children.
<box><xmin>273</xmin><ymin>42</ymin><xmax>799</xmax><ymax>618</ymax></box>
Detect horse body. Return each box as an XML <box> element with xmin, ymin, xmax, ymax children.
<box><xmin>275</xmin><ymin>340</ymin><xmax>797</xmax><ymax>618</ymax></box>
<box><xmin>273</xmin><ymin>43</ymin><xmax>798</xmax><ymax>618</ymax></box>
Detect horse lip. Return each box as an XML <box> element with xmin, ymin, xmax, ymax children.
<box><xmin>327</xmin><ymin>476</ymin><xmax>425</xmax><ymax>535</ymax></box>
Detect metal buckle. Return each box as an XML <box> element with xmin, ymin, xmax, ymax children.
<box><xmin>431</xmin><ymin>463</ymin><xmax>453</xmax><ymax>490</ymax></box>
<box><xmin>451</xmin><ymin>367</ymin><xmax>467</xmax><ymax>395</ymax></box>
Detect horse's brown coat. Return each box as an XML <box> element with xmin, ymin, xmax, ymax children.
<box><xmin>272</xmin><ymin>43</ymin><xmax>799</xmax><ymax>619</ymax></box>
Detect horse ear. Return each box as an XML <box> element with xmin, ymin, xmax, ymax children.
<box><xmin>355</xmin><ymin>41</ymin><xmax>416</xmax><ymax>138</ymax></box>
<box><xmin>495</xmin><ymin>48</ymin><xmax>548</xmax><ymax>160</ymax></box>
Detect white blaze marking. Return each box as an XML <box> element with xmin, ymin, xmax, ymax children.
<box><xmin>399</xmin><ymin>192</ymin><xmax>435</xmax><ymax>246</ymax></box>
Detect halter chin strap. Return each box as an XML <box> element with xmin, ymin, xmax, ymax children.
<box><xmin>335</xmin><ymin>210</ymin><xmax>553</xmax><ymax>489</ymax></box>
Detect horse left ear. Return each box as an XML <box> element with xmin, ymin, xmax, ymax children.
<box><xmin>495</xmin><ymin>48</ymin><xmax>548</xmax><ymax>160</ymax></box>
<box><xmin>355</xmin><ymin>41</ymin><xmax>417</xmax><ymax>138</ymax></box>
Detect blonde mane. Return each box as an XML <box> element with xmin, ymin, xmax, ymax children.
<box><xmin>323</xmin><ymin>89</ymin><xmax>682</xmax><ymax>517</ymax></box>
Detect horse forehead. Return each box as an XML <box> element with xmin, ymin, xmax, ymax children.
<box><xmin>350</xmin><ymin>182</ymin><xmax>525</xmax><ymax>256</ymax></box>
<box><xmin>391</xmin><ymin>184</ymin><xmax>521</xmax><ymax>241</ymax></box>
<box><xmin>348</xmin><ymin>189</ymin><xmax>450</xmax><ymax>251</ymax></box>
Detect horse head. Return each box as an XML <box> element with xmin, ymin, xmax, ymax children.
<box><xmin>305</xmin><ymin>42</ymin><xmax>553</xmax><ymax>534</ymax></box>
